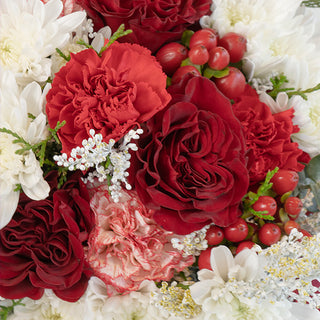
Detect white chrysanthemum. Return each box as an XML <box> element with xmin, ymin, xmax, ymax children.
<box><xmin>200</xmin><ymin>0</ymin><xmax>320</xmax><ymax>89</ymax></box>
<box><xmin>0</xmin><ymin>68</ymin><xmax>50</xmax><ymax>229</ymax></box>
<box><xmin>260</xmin><ymin>91</ymin><xmax>320</xmax><ymax>158</ymax></box>
<box><xmin>0</xmin><ymin>0</ymin><xmax>85</xmax><ymax>85</ymax></box>
<box><xmin>51</xmin><ymin>18</ymin><xmax>111</xmax><ymax>75</ymax></box>
<box><xmin>82</xmin><ymin>277</ymin><xmax>165</xmax><ymax>320</ymax></box>
<box><xmin>8</xmin><ymin>290</ymin><xmax>86</xmax><ymax>320</ymax></box>
<box><xmin>189</xmin><ymin>245</ymin><xmax>320</xmax><ymax>320</ymax></box>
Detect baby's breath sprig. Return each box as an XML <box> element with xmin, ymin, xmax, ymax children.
<box><xmin>53</xmin><ymin>128</ymin><xmax>143</xmax><ymax>202</ymax></box>
<box><xmin>171</xmin><ymin>225</ymin><xmax>209</xmax><ymax>257</ymax></box>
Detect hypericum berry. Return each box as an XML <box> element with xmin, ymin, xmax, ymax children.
<box><xmin>156</xmin><ymin>42</ymin><xmax>188</xmax><ymax>76</ymax></box>
<box><xmin>198</xmin><ymin>247</ymin><xmax>212</xmax><ymax>270</ymax></box>
<box><xmin>189</xmin><ymin>28</ymin><xmax>218</xmax><ymax>51</ymax></box>
<box><xmin>171</xmin><ymin>65</ymin><xmax>201</xmax><ymax>84</ymax></box>
<box><xmin>252</xmin><ymin>196</ymin><xmax>277</xmax><ymax>216</ymax></box>
<box><xmin>214</xmin><ymin>67</ymin><xmax>246</xmax><ymax>99</ymax></box>
<box><xmin>224</xmin><ymin>218</ymin><xmax>248</xmax><ymax>243</ymax></box>
<box><xmin>284</xmin><ymin>220</ymin><xmax>300</xmax><ymax>235</ymax></box>
<box><xmin>218</xmin><ymin>32</ymin><xmax>247</xmax><ymax>63</ymax></box>
<box><xmin>205</xmin><ymin>225</ymin><xmax>224</xmax><ymax>246</ymax></box>
<box><xmin>188</xmin><ymin>45</ymin><xmax>209</xmax><ymax>65</ymax></box>
<box><xmin>258</xmin><ymin>223</ymin><xmax>281</xmax><ymax>246</ymax></box>
<box><xmin>271</xmin><ymin>169</ymin><xmax>299</xmax><ymax>195</ymax></box>
<box><xmin>235</xmin><ymin>240</ymin><xmax>255</xmax><ymax>255</ymax></box>
<box><xmin>208</xmin><ymin>46</ymin><xmax>230</xmax><ymax>70</ymax></box>
<box><xmin>284</xmin><ymin>197</ymin><xmax>303</xmax><ymax>218</ymax></box>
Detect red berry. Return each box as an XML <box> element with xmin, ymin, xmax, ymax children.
<box><xmin>218</xmin><ymin>32</ymin><xmax>247</xmax><ymax>63</ymax></box>
<box><xmin>188</xmin><ymin>45</ymin><xmax>209</xmax><ymax>65</ymax></box>
<box><xmin>208</xmin><ymin>46</ymin><xmax>230</xmax><ymax>70</ymax></box>
<box><xmin>198</xmin><ymin>247</ymin><xmax>212</xmax><ymax>270</ymax></box>
<box><xmin>284</xmin><ymin>220</ymin><xmax>300</xmax><ymax>235</ymax></box>
<box><xmin>235</xmin><ymin>240</ymin><xmax>255</xmax><ymax>255</ymax></box>
<box><xmin>156</xmin><ymin>42</ymin><xmax>188</xmax><ymax>76</ymax></box>
<box><xmin>205</xmin><ymin>225</ymin><xmax>224</xmax><ymax>246</ymax></box>
<box><xmin>271</xmin><ymin>169</ymin><xmax>299</xmax><ymax>195</ymax></box>
<box><xmin>258</xmin><ymin>223</ymin><xmax>281</xmax><ymax>246</ymax></box>
<box><xmin>252</xmin><ymin>196</ymin><xmax>277</xmax><ymax>216</ymax></box>
<box><xmin>214</xmin><ymin>67</ymin><xmax>246</xmax><ymax>99</ymax></box>
<box><xmin>189</xmin><ymin>29</ymin><xmax>218</xmax><ymax>51</ymax></box>
<box><xmin>284</xmin><ymin>197</ymin><xmax>303</xmax><ymax>218</ymax></box>
<box><xmin>224</xmin><ymin>218</ymin><xmax>249</xmax><ymax>243</ymax></box>
<box><xmin>171</xmin><ymin>65</ymin><xmax>201</xmax><ymax>84</ymax></box>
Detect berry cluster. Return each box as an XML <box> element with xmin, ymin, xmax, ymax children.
<box><xmin>198</xmin><ymin>168</ymin><xmax>310</xmax><ymax>270</ymax></box>
<box><xmin>155</xmin><ymin>28</ymin><xmax>247</xmax><ymax>99</ymax></box>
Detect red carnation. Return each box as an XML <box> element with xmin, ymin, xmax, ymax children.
<box><xmin>130</xmin><ymin>76</ymin><xmax>249</xmax><ymax>235</ymax></box>
<box><xmin>76</xmin><ymin>0</ymin><xmax>211</xmax><ymax>52</ymax></box>
<box><xmin>233</xmin><ymin>85</ymin><xmax>304</xmax><ymax>184</ymax></box>
<box><xmin>0</xmin><ymin>172</ymin><xmax>94</xmax><ymax>302</ymax></box>
<box><xmin>46</xmin><ymin>43</ymin><xmax>171</xmax><ymax>155</ymax></box>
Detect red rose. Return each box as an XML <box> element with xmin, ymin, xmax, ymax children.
<box><xmin>76</xmin><ymin>0</ymin><xmax>211</xmax><ymax>53</ymax></box>
<box><xmin>233</xmin><ymin>85</ymin><xmax>304</xmax><ymax>184</ymax></box>
<box><xmin>130</xmin><ymin>76</ymin><xmax>249</xmax><ymax>235</ymax></box>
<box><xmin>46</xmin><ymin>43</ymin><xmax>171</xmax><ymax>155</ymax></box>
<box><xmin>0</xmin><ymin>172</ymin><xmax>94</xmax><ymax>302</ymax></box>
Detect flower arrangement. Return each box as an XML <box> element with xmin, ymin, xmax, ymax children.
<box><xmin>1</xmin><ymin>0</ymin><xmax>320</xmax><ymax>319</ymax></box>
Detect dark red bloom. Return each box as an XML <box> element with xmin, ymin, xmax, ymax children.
<box><xmin>130</xmin><ymin>76</ymin><xmax>249</xmax><ymax>235</ymax></box>
<box><xmin>0</xmin><ymin>172</ymin><xmax>94</xmax><ymax>302</ymax></box>
<box><xmin>76</xmin><ymin>0</ymin><xmax>211</xmax><ymax>52</ymax></box>
<box><xmin>46</xmin><ymin>44</ymin><xmax>171</xmax><ymax>155</ymax></box>
<box><xmin>233</xmin><ymin>85</ymin><xmax>304</xmax><ymax>184</ymax></box>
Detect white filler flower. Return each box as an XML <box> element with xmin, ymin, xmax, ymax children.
<box><xmin>0</xmin><ymin>0</ymin><xmax>85</xmax><ymax>85</ymax></box>
<box><xmin>0</xmin><ymin>68</ymin><xmax>50</xmax><ymax>229</ymax></box>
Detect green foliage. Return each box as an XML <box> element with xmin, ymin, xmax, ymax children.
<box><xmin>0</xmin><ymin>120</ymin><xmax>65</xmax><ymax>167</ymax></box>
<box><xmin>242</xmin><ymin>167</ymin><xmax>279</xmax><ymax>220</ymax></box>
<box><xmin>203</xmin><ymin>67</ymin><xmax>229</xmax><ymax>79</ymax></box>
<box><xmin>181</xmin><ymin>30</ymin><xmax>194</xmax><ymax>48</ymax></box>
<box><xmin>0</xmin><ymin>300</ymin><xmax>24</xmax><ymax>320</ymax></box>
<box><xmin>55</xmin><ymin>48</ymin><xmax>70</xmax><ymax>61</ymax></box>
<box><xmin>268</xmin><ymin>74</ymin><xmax>320</xmax><ymax>100</ymax></box>
<box><xmin>301</xmin><ymin>0</ymin><xmax>320</xmax><ymax>7</ymax></box>
<box><xmin>295</xmin><ymin>155</ymin><xmax>320</xmax><ymax>212</ymax></box>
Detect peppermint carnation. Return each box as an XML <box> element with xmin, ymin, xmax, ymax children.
<box><xmin>86</xmin><ymin>185</ymin><xmax>194</xmax><ymax>296</ymax></box>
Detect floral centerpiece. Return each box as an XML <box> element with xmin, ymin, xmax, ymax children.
<box><xmin>1</xmin><ymin>0</ymin><xmax>320</xmax><ymax>319</ymax></box>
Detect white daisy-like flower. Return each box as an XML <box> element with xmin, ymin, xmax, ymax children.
<box><xmin>260</xmin><ymin>91</ymin><xmax>320</xmax><ymax>158</ymax></box>
<box><xmin>83</xmin><ymin>277</ymin><xmax>166</xmax><ymax>320</ymax></box>
<box><xmin>0</xmin><ymin>0</ymin><xmax>85</xmax><ymax>85</ymax></box>
<box><xmin>7</xmin><ymin>290</ymin><xmax>86</xmax><ymax>320</ymax></box>
<box><xmin>200</xmin><ymin>0</ymin><xmax>320</xmax><ymax>89</ymax></box>
<box><xmin>51</xmin><ymin>18</ymin><xmax>112</xmax><ymax>75</ymax></box>
<box><xmin>0</xmin><ymin>68</ymin><xmax>50</xmax><ymax>229</ymax></box>
<box><xmin>189</xmin><ymin>245</ymin><xmax>320</xmax><ymax>320</ymax></box>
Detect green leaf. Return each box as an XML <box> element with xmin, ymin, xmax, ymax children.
<box><xmin>301</xmin><ymin>0</ymin><xmax>320</xmax><ymax>7</ymax></box>
<box><xmin>55</xmin><ymin>48</ymin><xmax>70</xmax><ymax>61</ymax></box>
<box><xmin>305</xmin><ymin>154</ymin><xmax>320</xmax><ymax>182</ymax></box>
<box><xmin>203</xmin><ymin>67</ymin><xmax>229</xmax><ymax>79</ymax></box>
<box><xmin>181</xmin><ymin>30</ymin><xmax>194</xmax><ymax>48</ymax></box>
<box><xmin>180</xmin><ymin>58</ymin><xmax>202</xmax><ymax>73</ymax></box>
